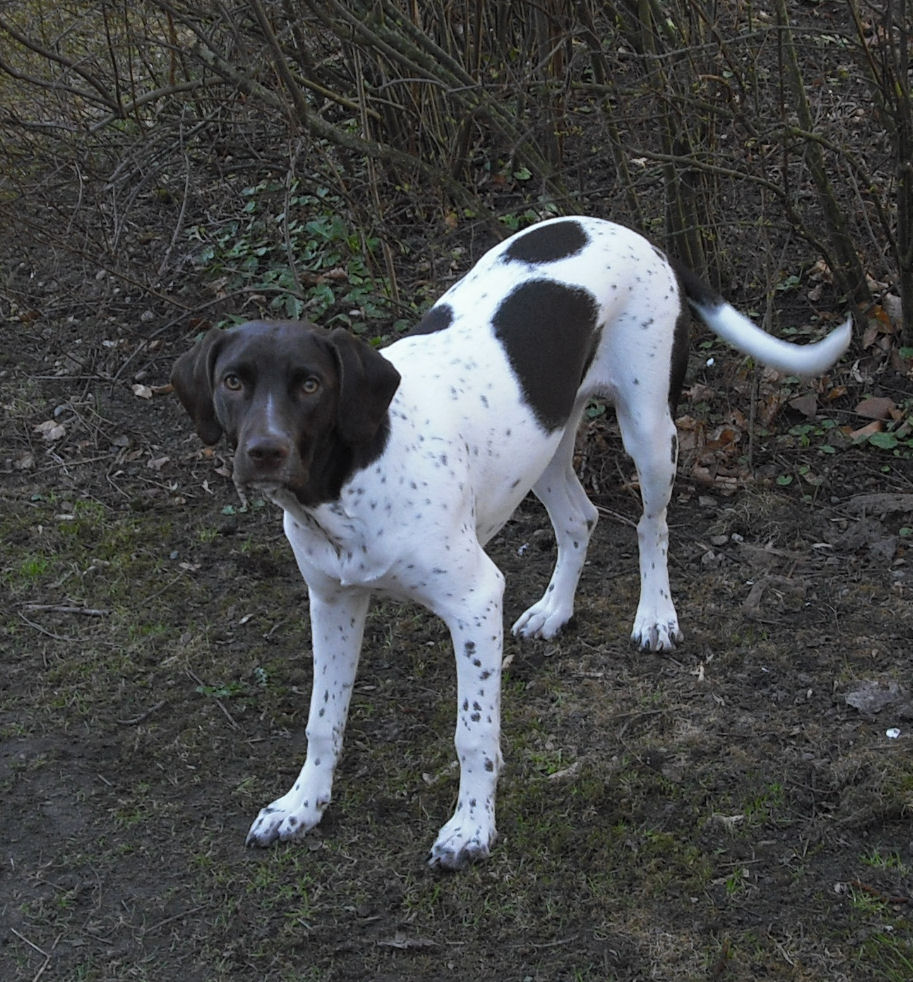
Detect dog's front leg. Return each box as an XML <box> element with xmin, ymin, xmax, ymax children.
<box><xmin>424</xmin><ymin>551</ymin><xmax>506</xmax><ymax>870</ymax></box>
<box><xmin>246</xmin><ymin>587</ymin><xmax>370</xmax><ymax>847</ymax></box>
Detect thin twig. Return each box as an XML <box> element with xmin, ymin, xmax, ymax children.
<box><xmin>117</xmin><ymin>700</ymin><xmax>166</xmax><ymax>726</ymax></box>
<box><xmin>21</xmin><ymin>604</ymin><xmax>110</xmax><ymax>617</ymax></box>
<box><xmin>141</xmin><ymin>903</ymin><xmax>208</xmax><ymax>937</ymax></box>
<box><xmin>156</xmin><ymin>109</ymin><xmax>193</xmax><ymax>279</ymax></box>
<box><xmin>17</xmin><ymin>612</ymin><xmax>75</xmax><ymax>642</ymax></box>
<box><xmin>9</xmin><ymin>927</ymin><xmax>51</xmax><ymax>982</ymax></box>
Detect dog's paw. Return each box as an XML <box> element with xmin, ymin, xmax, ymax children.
<box><xmin>245</xmin><ymin>792</ymin><xmax>328</xmax><ymax>848</ymax></box>
<box><xmin>427</xmin><ymin>810</ymin><xmax>497</xmax><ymax>870</ymax></box>
<box><xmin>511</xmin><ymin>597</ymin><xmax>572</xmax><ymax>640</ymax></box>
<box><xmin>631</xmin><ymin>617</ymin><xmax>683</xmax><ymax>652</ymax></box>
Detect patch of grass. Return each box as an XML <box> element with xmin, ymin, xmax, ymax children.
<box><xmin>862</xmin><ymin>847</ymin><xmax>910</xmax><ymax>876</ymax></box>
<box><xmin>743</xmin><ymin>780</ymin><xmax>786</xmax><ymax>825</ymax></box>
<box><xmin>857</xmin><ymin>930</ymin><xmax>913</xmax><ymax>981</ymax></box>
<box><xmin>3</xmin><ymin>553</ymin><xmax>51</xmax><ymax>591</ymax></box>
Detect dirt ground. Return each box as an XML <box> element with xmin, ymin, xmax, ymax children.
<box><xmin>2</xmin><ymin>233</ymin><xmax>913</xmax><ymax>982</ymax></box>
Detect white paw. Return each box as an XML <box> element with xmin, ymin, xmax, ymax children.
<box><xmin>511</xmin><ymin>595</ymin><xmax>572</xmax><ymax>640</ymax></box>
<box><xmin>427</xmin><ymin>807</ymin><xmax>497</xmax><ymax>870</ymax></box>
<box><xmin>631</xmin><ymin>612</ymin><xmax>683</xmax><ymax>651</ymax></box>
<box><xmin>245</xmin><ymin>790</ymin><xmax>328</xmax><ymax>847</ymax></box>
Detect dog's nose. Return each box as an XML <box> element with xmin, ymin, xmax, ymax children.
<box><xmin>245</xmin><ymin>437</ymin><xmax>291</xmax><ymax>468</ymax></box>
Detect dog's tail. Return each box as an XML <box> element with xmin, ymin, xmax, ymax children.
<box><xmin>676</xmin><ymin>263</ymin><xmax>852</xmax><ymax>377</ymax></box>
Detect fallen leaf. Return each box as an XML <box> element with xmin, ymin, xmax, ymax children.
<box><xmin>759</xmin><ymin>392</ymin><xmax>788</xmax><ymax>427</ymax></box>
<box><xmin>691</xmin><ymin>384</ymin><xmax>716</xmax><ymax>403</ymax></box>
<box><xmin>855</xmin><ymin>396</ymin><xmax>895</xmax><ymax>420</ymax></box>
<box><xmin>849</xmin><ymin>419</ymin><xmax>883</xmax><ymax>441</ymax></box>
<box><xmin>862</xmin><ymin>321</ymin><xmax>880</xmax><ymax>349</ymax></box>
<box><xmin>33</xmin><ymin>419</ymin><xmax>66</xmax><ymax>441</ymax></box>
<box><xmin>789</xmin><ymin>393</ymin><xmax>818</xmax><ymax>418</ymax></box>
<box><xmin>870</xmin><ymin>304</ymin><xmax>895</xmax><ymax>331</ymax></box>
<box><xmin>132</xmin><ymin>383</ymin><xmax>153</xmax><ymax>399</ymax></box>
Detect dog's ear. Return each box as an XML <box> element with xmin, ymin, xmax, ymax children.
<box><xmin>326</xmin><ymin>327</ymin><xmax>401</xmax><ymax>445</ymax></box>
<box><xmin>171</xmin><ymin>326</ymin><xmax>227</xmax><ymax>445</ymax></box>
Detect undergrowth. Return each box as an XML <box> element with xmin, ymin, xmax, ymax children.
<box><xmin>187</xmin><ymin>182</ymin><xmax>407</xmax><ymax>338</ymax></box>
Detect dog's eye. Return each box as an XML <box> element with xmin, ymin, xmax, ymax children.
<box><xmin>222</xmin><ymin>373</ymin><xmax>243</xmax><ymax>392</ymax></box>
<box><xmin>301</xmin><ymin>376</ymin><xmax>320</xmax><ymax>395</ymax></box>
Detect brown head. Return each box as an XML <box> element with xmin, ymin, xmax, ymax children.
<box><xmin>171</xmin><ymin>320</ymin><xmax>401</xmax><ymax>506</ymax></box>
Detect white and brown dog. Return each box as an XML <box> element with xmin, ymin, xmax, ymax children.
<box><xmin>172</xmin><ymin>216</ymin><xmax>851</xmax><ymax>868</ymax></box>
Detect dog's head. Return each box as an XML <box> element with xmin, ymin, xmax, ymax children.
<box><xmin>171</xmin><ymin>320</ymin><xmax>401</xmax><ymax>506</ymax></box>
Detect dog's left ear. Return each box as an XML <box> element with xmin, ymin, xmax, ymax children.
<box><xmin>327</xmin><ymin>327</ymin><xmax>401</xmax><ymax>445</ymax></box>
<box><xmin>171</xmin><ymin>326</ymin><xmax>227</xmax><ymax>445</ymax></box>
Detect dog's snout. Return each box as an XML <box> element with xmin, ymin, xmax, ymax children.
<box><xmin>245</xmin><ymin>436</ymin><xmax>291</xmax><ymax>467</ymax></box>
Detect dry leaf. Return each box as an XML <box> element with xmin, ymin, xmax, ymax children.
<box><xmin>789</xmin><ymin>393</ymin><xmax>819</xmax><ymax>418</ymax></box>
<box><xmin>132</xmin><ymin>383</ymin><xmax>153</xmax><ymax>399</ymax></box>
<box><xmin>861</xmin><ymin>321</ymin><xmax>880</xmax><ymax>349</ymax></box>
<box><xmin>33</xmin><ymin>419</ymin><xmax>66</xmax><ymax>441</ymax></box>
<box><xmin>855</xmin><ymin>396</ymin><xmax>895</xmax><ymax>420</ymax></box>
<box><xmin>849</xmin><ymin>419</ymin><xmax>883</xmax><ymax>441</ymax></box>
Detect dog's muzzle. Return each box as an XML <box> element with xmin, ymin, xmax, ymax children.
<box><xmin>233</xmin><ymin>434</ymin><xmax>311</xmax><ymax>505</ymax></box>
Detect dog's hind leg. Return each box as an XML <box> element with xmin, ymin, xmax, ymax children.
<box><xmin>512</xmin><ymin>410</ymin><xmax>599</xmax><ymax>640</ymax></box>
<box><xmin>615</xmin><ymin>396</ymin><xmax>683</xmax><ymax>651</ymax></box>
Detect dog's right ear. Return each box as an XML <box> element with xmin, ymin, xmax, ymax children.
<box><xmin>171</xmin><ymin>326</ymin><xmax>227</xmax><ymax>445</ymax></box>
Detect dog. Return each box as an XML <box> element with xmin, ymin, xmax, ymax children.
<box><xmin>171</xmin><ymin>216</ymin><xmax>851</xmax><ymax>869</ymax></box>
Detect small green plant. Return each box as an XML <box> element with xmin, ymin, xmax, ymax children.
<box><xmin>744</xmin><ymin>781</ymin><xmax>785</xmax><ymax>825</ymax></box>
<box><xmin>221</xmin><ymin>498</ymin><xmax>265</xmax><ymax>516</ymax></box>
<box><xmin>787</xmin><ymin>418</ymin><xmax>839</xmax><ymax>453</ymax></box>
<box><xmin>853</xmin><ymin>397</ymin><xmax>913</xmax><ymax>457</ymax></box>
<box><xmin>194</xmin><ymin>680</ymin><xmax>247</xmax><ymax>699</ymax></box>
<box><xmin>498</xmin><ymin>203</ymin><xmax>560</xmax><ymax>231</ymax></box>
<box><xmin>862</xmin><ymin>429</ymin><xmax>913</xmax><ymax>455</ymax></box>
<box><xmin>724</xmin><ymin>867</ymin><xmax>749</xmax><ymax>896</ymax></box>
<box><xmin>187</xmin><ymin>182</ymin><xmax>395</xmax><ymax>332</ymax></box>
<box><xmin>8</xmin><ymin>554</ymin><xmax>50</xmax><ymax>585</ymax></box>
<box><xmin>861</xmin><ymin>847</ymin><xmax>910</xmax><ymax>875</ymax></box>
